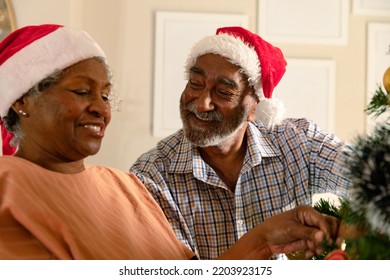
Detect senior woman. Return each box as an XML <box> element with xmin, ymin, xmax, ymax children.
<box><xmin>0</xmin><ymin>24</ymin><xmax>339</xmax><ymax>260</ymax></box>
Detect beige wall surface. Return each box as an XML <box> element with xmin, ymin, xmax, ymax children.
<box><xmin>8</xmin><ymin>0</ymin><xmax>390</xmax><ymax>171</ymax></box>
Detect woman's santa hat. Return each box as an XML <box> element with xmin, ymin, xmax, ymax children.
<box><xmin>0</xmin><ymin>24</ymin><xmax>106</xmax><ymax>155</ymax></box>
<box><xmin>184</xmin><ymin>26</ymin><xmax>287</xmax><ymax>127</ymax></box>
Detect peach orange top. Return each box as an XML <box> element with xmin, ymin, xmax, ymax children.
<box><xmin>0</xmin><ymin>156</ymin><xmax>194</xmax><ymax>260</ymax></box>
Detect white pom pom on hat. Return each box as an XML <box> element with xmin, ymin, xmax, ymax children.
<box><xmin>184</xmin><ymin>26</ymin><xmax>287</xmax><ymax>127</ymax></box>
<box><xmin>0</xmin><ymin>24</ymin><xmax>106</xmax><ymax>155</ymax></box>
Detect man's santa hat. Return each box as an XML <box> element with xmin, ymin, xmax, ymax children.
<box><xmin>184</xmin><ymin>26</ymin><xmax>287</xmax><ymax>127</ymax></box>
<box><xmin>0</xmin><ymin>24</ymin><xmax>106</xmax><ymax>155</ymax></box>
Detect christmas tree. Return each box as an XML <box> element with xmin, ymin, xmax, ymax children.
<box><xmin>314</xmin><ymin>67</ymin><xmax>390</xmax><ymax>260</ymax></box>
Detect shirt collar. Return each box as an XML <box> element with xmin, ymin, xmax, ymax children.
<box><xmin>169</xmin><ymin>134</ymin><xmax>224</xmax><ymax>186</ymax></box>
<box><xmin>169</xmin><ymin>122</ymin><xmax>281</xmax><ymax>174</ymax></box>
<box><xmin>246</xmin><ymin>121</ymin><xmax>281</xmax><ymax>160</ymax></box>
<box><xmin>168</xmin><ymin>130</ymin><xmax>194</xmax><ymax>174</ymax></box>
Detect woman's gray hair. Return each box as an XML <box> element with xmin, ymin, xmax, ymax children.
<box><xmin>2</xmin><ymin>56</ymin><xmax>118</xmax><ymax>148</ymax></box>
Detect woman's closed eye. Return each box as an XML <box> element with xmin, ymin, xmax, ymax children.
<box><xmin>102</xmin><ymin>92</ymin><xmax>112</xmax><ymax>102</ymax></box>
<box><xmin>70</xmin><ymin>89</ymin><xmax>111</xmax><ymax>102</ymax></box>
<box><xmin>70</xmin><ymin>89</ymin><xmax>89</xmax><ymax>96</ymax></box>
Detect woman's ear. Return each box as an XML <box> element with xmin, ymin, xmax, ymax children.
<box><xmin>11</xmin><ymin>96</ymin><xmax>28</xmax><ymax>117</ymax></box>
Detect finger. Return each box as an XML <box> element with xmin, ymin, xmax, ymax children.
<box><xmin>315</xmin><ymin>246</ymin><xmax>324</xmax><ymax>256</ymax></box>
<box><xmin>305</xmin><ymin>239</ymin><xmax>317</xmax><ymax>250</ymax></box>
<box><xmin>313</xmin><ymin>229</ymin><xmax>326</xmax><ymax>244</ymax></box>
<box><xmin>297</xmin><ymin>206</ymin><xmax>339</xmax><ymax>242</ymax></box>
<box><xmin>323</xmin><ymin>215</ymin><xmax>340</xmax><ymax>241</ymax></box>
<box><xmin>335</xmin><ymin>236</ymin><xmax>344</xmax><ymax>247</ymax></box>
<box><xmin>285</xmin><ymin>225</ymin><xmax>325</xmax><ymax>248</ymax></box>
<box><xmin>305</xmin><ymin>250</ymin><xmax>316</xmax><ymax>259</ymax></box>
<box><xmin>282</xmin><ymin>239</ymin><xmax>310</xmax><ymax>254</ymax></box>
<box><xmin>285</xmin><ymin>242</ymin><xmax>321</xmax><ymax>259</ymax></box>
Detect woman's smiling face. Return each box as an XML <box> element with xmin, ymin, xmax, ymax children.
<box><xmin>20</xmin><ymin>58</ymin><xmax>112</xmax><ymax>161</ymax></box>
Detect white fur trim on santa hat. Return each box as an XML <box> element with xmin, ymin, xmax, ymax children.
<box><xmin>0</xmin><ymin>26</ymin><xmax>106</xmax><ymax>117</ymax></box>
<box><xmin>255</xmin><ymin>97</ymin><xmax>286</xmax><ymax>127</ymax></box>
<box><xmin>184</xmin><ymin>33</ymin><xmax>263</xmax><ymax>99</ymax></box>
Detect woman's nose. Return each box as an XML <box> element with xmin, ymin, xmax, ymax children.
<box><xmin>89</xmin><ymin>95</ymin><xmax>111</xmax><ymax>117</ymax></box>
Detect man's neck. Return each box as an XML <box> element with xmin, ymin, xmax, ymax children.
<box><xmin>198</xmin><ymin>126</ymin><xmax>248</xmax><ymax>191</ymax></box>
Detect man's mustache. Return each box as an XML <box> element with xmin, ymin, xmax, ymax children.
<box><xmin>185</xmin><ymin>103</ymin><xmax>223</xmax><ymax>122</ymax></box>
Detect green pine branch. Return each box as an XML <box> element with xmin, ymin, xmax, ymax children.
<box><xmin>313</xmin><ymin>198</ymin><xmax>390</xmax><ymax>259</ymax></box>
<box><xmin>365</xmin><ymin>84</ymin><xmax>390</xmax><ymax>118</ymax></box>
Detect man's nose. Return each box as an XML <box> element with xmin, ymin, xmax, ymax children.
<box><xmin>195</xmin><ymin>89</ymin><xmax>215</xmax><ymax>112</ymax></box>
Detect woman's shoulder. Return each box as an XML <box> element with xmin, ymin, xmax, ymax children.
<box><xmin>0</xmin><ymin>156</ymin><xmax>39</xmax><ymax>171</ymax></box>
<box><xmin>85</xmin><ymin>165</ymin><xmax>146</xmax><ymax>188</ymax></box>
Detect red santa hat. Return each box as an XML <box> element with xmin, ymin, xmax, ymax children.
<box><xmin>0</xmin><ymin>24</ymin><xmax>106</xmax><ymax>155</ymax></box>
<box><xmin>184</xmin><ymin>26</ymin><xmax>287</xmax><ymax>127</ymax></box>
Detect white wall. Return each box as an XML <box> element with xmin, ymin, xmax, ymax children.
<box><xmin>12</xmin><ymin>0</ymin><xmax>73</xmax><ymax>26</ymax></box>
<box><xmin>6</xmin><ymin>0</ymin><xmax>390</xmax><ymax>172</ymax></box>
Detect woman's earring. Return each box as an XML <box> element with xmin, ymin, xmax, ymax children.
<box><xmin>18</xmin><ymin>110</ymin><xmax>28</xmax><ymax>116</ymax></box>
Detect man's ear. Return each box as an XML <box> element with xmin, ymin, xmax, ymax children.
<box><xmin>247</xmin><ymin>98</ymin><xmax>259</xmax><ymax>122</ymax></box>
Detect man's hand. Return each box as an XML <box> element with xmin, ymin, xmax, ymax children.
<box><xmin>261</xmin><ymin>205</ymin><xmax>339</xmax><ymax>258</ymax></box>
<box><xmin>217</xmin><ymin>205</ymin><xmax>339</xmax><ymax>260</ymax></box>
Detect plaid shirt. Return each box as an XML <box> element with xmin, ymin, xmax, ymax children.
<box><xmin>130</xmin><ymin>118</ymin><xmax>351</xmax><ymax>260</ymax></box>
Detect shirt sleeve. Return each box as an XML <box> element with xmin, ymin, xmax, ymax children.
<box><xmin>130</xmin><ymin>159</ymin><xmax>199</xmax><ymax>257</ymax></box>
<box><xmin>304</xmin><ymin>119</ymin><xmax>351</xmax><ymax>198</ymax></box>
